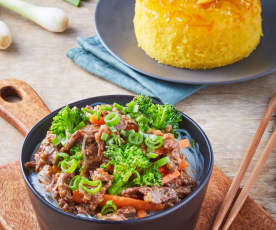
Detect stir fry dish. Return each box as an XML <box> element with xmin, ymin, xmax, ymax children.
<box><xmin>25</xmin><ymin>95</ymin><xmax>196</xmax><ymax>220</ymax></box>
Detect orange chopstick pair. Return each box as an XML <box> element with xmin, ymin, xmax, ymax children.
<box><xmin>212</xmin><ymin>94</ymin><xmax>276</xmax><ymax>230</ymax></box>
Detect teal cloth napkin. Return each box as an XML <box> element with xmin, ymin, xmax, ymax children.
<box><xmin>67</xmin><ymin>36</ymin><xmax>205</xmax><ymax>105</ymax></box>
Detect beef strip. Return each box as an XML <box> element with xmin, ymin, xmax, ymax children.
<box><xmin>78</xmin><ymin>187</ymin><xmax>104</xmax><ymax>212</ymax></box>
<box><xmin>121</xmin><ymin>186</ymin><xmax>178</xmax><ymax>206</ymax></box>
<box><xmin>94</xmin><ymin>125</ymin><xmax>109</xmax><ymax>159</ymax></box>
<box><xmin>61</xmin><ymin>130</ymin><xmax>82</xmax><ymax>152</ymax></box>
<box><xmin>52</xmin><ymin>173</ymin><xmax>73</xmax><ymax>201</ymax></box>
<box><xmin>89</xmin><ymin>168</ymin><xmax>113</xmax><ymax>192</ymax></box>
<box><xmin>51</xmin><ymin>173</ymin><xmax>74</xmax><ymax>213</ymax></box>
<box><xmin>80</xmin><ymin>124</ymin><xmax>100</xmax><ymax>138</ymax></box>
<box><xmin>61</xmin><ymin>124</ymin><xmax>99</xmax><ymax>153</ymax></box>
<box><xmin>163</xmin><ymin>133</ymin><xmax>184</xmax><ymax>171</ymax></box>
<box><xmin>165</xmin><ymin>171</ymin><xmax>196</xmax><ymax>199</ymax></box>
<box><xmin>76</xmin><ymin>168</ymin><xmax>114</xmax><ymax>215</ymax></box>
<box><xmin>116</xmin><ymin>206</ymin><xmax>136</xmax><ymax>218</ymax></box>
<box><xmin>26</xmin><ymin>131</ymin><xmax>59</xmax><ymax>172</ymax></box>
<box><xmin>81</xmin><ymin>142</ymin><xmax>100</xmax><ymax>177</ymax></box>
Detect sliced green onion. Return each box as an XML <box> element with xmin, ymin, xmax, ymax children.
<box><xmin>79</xmin><ymin>178</ymin><xmax>102</xmax><ymax>194</ymax></box>
<box><xmin>72</xmin><ymin>152</ymin><xmax>83</xmax><ymax>161</ymax></box>
<box><xmin>104</xmin><ymin>112</ymin><xmax>121</xmax><ymax>127</ymax></box>
<box><xmin>69</xmin><ymin>175</ymin><xmax>81</xmax><ymax>191</ymax></box>
<box><xmin>101</xmin><ymin>200</ymin><xmax>117</xmax><ymax>215</ymax></box>
<box><xmin>153</xmin><ymin>156</ymin><xmax>170</xmax><ymax>168</ymax></box>
<box><xmin>61</xmin><ymin>159</ymin><xmax>78</xmax><ymax>173</ymax></box>
<box><xmin>120</xmin><ymin>129</ymin><xmax>127</xmax><ymax>137</ymax></box>
<box><xmin>128</xmin><ymin>132</ymin><xmax>143</xmax><ymax>145</ymax></box>
<box><xmin>109</xmin><ymin>126</ymin><xmax>117</xmax><ymax>133</ymax></box>
<box><xmin>56</xmin><ymin>152</ymin><xmax>69</xmax><ymax>160</ymax></box>
<box><xmin>145</xmin><ymin>135</ymin><xmax>164</xmax><ymax>150</ymax></box>
<box><xmin>107</xmin><ymin>134</ymin><xmax>123</xmax><ymax>146</ymax></box>
<box><xmin>113</xmin><ymin>103</ymin><xmax>124</xmax><ymax>112</ymax></box>
<box><xmin>136</xmin><ymin>115</ymin><xmax>149</xmax><ymax>123</ymax></box>
<box><xmin>100</xmin><ymin>163</ymin><xmax>107</xmax><ymax>169</ymax></box>
<box><xmin>81</xmin><ymin>108</ymin><xmax>96</xmax><ymax>115</ymax></box>
<box><xmin>128</xmin><ymin>129</ymin><xmax>135</xmax><ymax>135</ymax></box>
<box><xmin>56</xmin><ymin>153</ymin><xmax>69</xmax><ymax>166</ymax></box>
<box><xmin>101</xmin><ymin>133</ymin><xmax>109</xmax><ymax>142</ymax></box>
<box><xmin>147</xmin><ymin>152</ymin><xmax>158</xmax><ymax>159</ymax></box>
<box><xmin>96</xmin><ymin>110</ymin><xmax>102</xmax><ymax>121</ymax></box>
<box><xmin>100</xmin><ymin>105</ymin><xmax>112</xmax><ymax>111</ymax></box>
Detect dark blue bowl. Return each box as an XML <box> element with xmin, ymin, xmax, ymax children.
<box><xmin>21</xmin><ymin>95</ymin><xmax>213</xmax><ymax>230</ymax></box>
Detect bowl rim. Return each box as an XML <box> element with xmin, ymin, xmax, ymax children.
<box><xmin>20</xmin><ymin>94</ymin><xmax>214</xmax><ymax>225</ymax></box>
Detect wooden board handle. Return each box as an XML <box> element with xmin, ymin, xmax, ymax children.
<box><xmin>0</xmin><ymin>79</ymin><xmax>50</xmax><ymax>136</ymax></box>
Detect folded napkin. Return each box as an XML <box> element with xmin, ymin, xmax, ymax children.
<box><xmin>67</xmin><ymin>36</ymin><xmax>205</xmax><ymax>105</ymax></box>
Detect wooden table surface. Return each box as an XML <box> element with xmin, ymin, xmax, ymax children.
<box><xmin>0</xmin><ymin>0</ymin><xmax>275</xmax><ymax>219</ymax></box>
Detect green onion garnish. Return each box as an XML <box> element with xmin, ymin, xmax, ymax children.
<box><xmin>147</xmin><ymin>152</ymin><xmax>158</xmax><ymax>159</ymax></box>
<box><xmin>101</xmin><ymin>133</ymin><xmax>109</xmax><ymax>142</ymax></box>
<box><xmin>153</xmin><ymin>156</ymin><xmax>170</xmax><ymax>168</ymax></box>
<box><xmin>61</xmin><ymin>159</ymin><xmax>78</xmax><ymax>173</ymax></box>
<box><xmin>145</xmin><ymin>135</ymin><xmax>164</xmax><ymax>150</ymax></box>
<box><xmin>79</xmin><ymin>178</ymin><xmax>102</xmax><ymax>194</ymax></box>
<box><xmin>104</xmin><ymin>112</ymin><xmax>121</xmax><ymax>127</ymax></box>
<box><xmin>128</xmin><ymin>132</ymin><xmax>143</xmax><ymax>146</ymax></box>
<box><xmin>101</xmin><ymin>200</ymin><xmax>117</xmax><ymax>215</ymax></box>
<box><xmin>69</xmin><ymin>175</ymin><xmax>81</xmax><ymax>191</ymax></box>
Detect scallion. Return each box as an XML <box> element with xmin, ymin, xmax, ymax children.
<box><xmin>0</xmin><ymin>0</ymin><xmax>69</xmax><ymax>32</ymax></box>
<box><xmin>104</xmin><ymin>112</ymin><xmax>121</xmax><ymax>127</ymax></box>
<box><xmin>101</xmin><ymin>200</ymin><xmax>117</xmax><ymax>215</ymax></box>
<box><xmin>101</xmin><ymin>133</ymin><xmax>109</xmax><ymax>142</ymax></box>
<box><xmin>153</xmin><ymin>156</ymin><xmax>170</xmax><ymax>168</ymax></box>
<box><xmin>79</xmin><ymin>178</ymin><xmax>102</xmax><ymax>194</ymax></box>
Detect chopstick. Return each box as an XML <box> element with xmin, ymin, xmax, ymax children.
<box><xmin>212</xmin><ymin>94</ymin><xmax>276</xmax><ymax>230</ymax></box>
<box><xmin>222</xmin><ymin>128</ymin><xmax>276</xmax><ymax>230</ymax></box>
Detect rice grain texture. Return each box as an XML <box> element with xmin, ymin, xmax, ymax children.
<box><xmin>133</xmin><ymin>0</ymin><xmax>262</xmax><ymax>69</ymax></box>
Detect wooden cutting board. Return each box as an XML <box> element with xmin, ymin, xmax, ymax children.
<box><xmin>0</xmin><ymin>161</ymin><xmax>275</xmax><ymax>230</ymax></box>
<box><xmin>0</xmin><ymin>79</ymin><xmax>275</xmax><ymax>230</ymax></box>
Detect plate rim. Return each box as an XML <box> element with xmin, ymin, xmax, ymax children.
<box><xmin>94</xmin><ymin>0</ymin><xmax>276</xmax><ymax>85</ymax></box>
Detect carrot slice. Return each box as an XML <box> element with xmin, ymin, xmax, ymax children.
<box><xmin>158</xmin><ymin>166</ymin><xmax>167</xmax><ymax>175</ymax></box>
<box><xmin>101</xmin><ymin>195</ymin><xmax>163</xmax><ymax>211</ymax></box>
<box><xmin>90</xmin><ymin>115</ymin><xmax>105</xmax><ymax>125</ymax></box>
<box><xmin>52</xmin><ymin>165</ymin><xmax>59</xmax><ymax>174</ymax></box>
<box><xmin>178</xmin><ymin>139</ymin><xmax>190</xmax><ymax>150</ymax></box>
<box><xmin>154</xmin><ymin>147</ymin><xmax>166</xmax><ymax>155</ymax></box>
<box><xmin>162</xmin><ymin>170</ymin><xmax>181</xmax><ymax>185</ymax></box>
<box><xmin>126</xmin><ymin>123</ymin><xmax>138</xmax><ymax>132</ymax></box>
<box><xmin>178</xmin><ymin>158</ymin><xmax>188</xmax><ymax>170</ymax></box>
<box><xmin>73</xmin><ymin>190</ymin><xmax>84</xmax><ymax>203</ymax></box>
<box><xmin>137</xmin><ymin>210</ymin><xmax>147</xmax><ymax>218</ymax></box>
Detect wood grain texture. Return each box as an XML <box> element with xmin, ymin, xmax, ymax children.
<box><xmin>0</xmin><ymin>162</ymin><xmax>275</xmax><ymax>230</ymax></box>
<box><xmin>195</xmin><ymin>167</ymin><xmax>276</xmax><ymax>230</ymax></box>
<box><xmin>0</xmin><ymin>79</ymin><xmax>50</xmax><ymax>136</ymax></box>
<box><xmin>212</xmin><ymin>94</ymin><xmax>276</xmax><ymax>230</ymax></box>
<box><xmin>0</xmin><ymin>161</ymin><xmax>40</xmax><ymax>230</ymax></box>
<box><xmin>0</xmin><ymin>0</ymin><xmax>275</xmax><ymax>219</ymax></box>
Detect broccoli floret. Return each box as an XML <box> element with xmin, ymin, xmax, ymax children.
<box><xmin>104</xmin><ymin>143</ymin><xmax>164</xmax><ymax>194</ymax></box>
<box><xmin>125</xmin><ymin>95</ymin><xmax>182</xmax><ymax>135</ymax></box>
<box><xmin>50</xmin><ymin>106</ymin><xmax>87</xmax><ymax>146</ymax></box>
